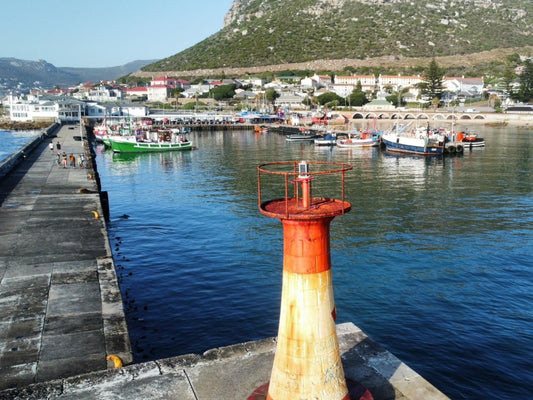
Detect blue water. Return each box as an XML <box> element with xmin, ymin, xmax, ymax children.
<box><xmin>90</xmin><ymin>126</ymin><xmax>532</xmax><ymax>400</ymax></box>
<box><xmin>1</xmin><ymin>124</ymin><xmax>524</xmax><ymax>400</ymax></box>
<box><xmin>0</xmin><ymin>129</ymin><xmax>41</xmax><ymax>162</ymax></box>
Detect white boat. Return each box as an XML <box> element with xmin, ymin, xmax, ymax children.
<box><xmin>381</xmin><ymin>124</ymin><xmax>445</xmax><ymax>156</ymax></box>
<box><xmin>337</xmin><ymin>130</ymin><xmax>382</xmax><ymax>148</ymax></box>
<box><xmin>314</xmin><ymin>133</ymin><xmax>337</xmax><ymax>146</ymax></box>
<box><xmin>457</xmin><ymin>131</ymin><xmax>485</xmax><ymax>148</ymax></box>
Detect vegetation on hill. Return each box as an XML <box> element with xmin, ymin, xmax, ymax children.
<box><xmin>142</xmin><ymin>0</ymin><xmax>533</xmax><ymax>74</ymax></box>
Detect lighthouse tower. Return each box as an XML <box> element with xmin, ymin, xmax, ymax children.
<box><xmin>253</xmin><ymin>160</ymin><xmax>354</xmax><ymax>400</ymax></box>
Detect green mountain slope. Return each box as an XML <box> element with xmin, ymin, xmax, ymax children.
<box><xmin>142</xmin><ymin>0</ymin><xmax>533</xmax><ymax>73</ymax></box>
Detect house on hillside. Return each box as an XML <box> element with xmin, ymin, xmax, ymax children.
<box><xmin>334</xmin><ymin>75</ymin><xmax>376</xmax><ymax>93</ymax></box>
<box><xmin>444</xmin><ymin>77</ymin><xmax>484</xmax><ymax>99</ymax></box>
<box><xmin>378</xmin><ymin>74</ymin><xmax>422</xmax><ymax>92</ymax></box>
<box><xmin>300</xmin><ymin>76</ymin><xmax>320</xmax><ymax>90</ymax></box>
<box><xmin>147</xmin><ymin>85</ymin><xmax>171</xmax><ymax>102</ymax></box>
<box><xmin>124</xmin><ymin>87</ymin><xmax>148</xmax><ymax>101</ymax></box>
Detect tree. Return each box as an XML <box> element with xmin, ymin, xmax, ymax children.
<box><xmin>316</xmin><ymin>92</ymin><xmax>343</xmax><ymax>106</ymax></box>
<box><xmin>422</xmin><ymin>59</ymin><xmax>445</xmax><ymax>101</ymax></box>
<box><xmin>518</xmin><ymin>60</ymin><xmax>533</xmax><ymax>103</ymax></box>
<box><xmin>349</xmin><ymin>91</ymin><xmax>368</xmax><ymax>107</ymax></box>
<box><xmin>212</xmin><ymin>84</ymin><xmax>236</xmax><ymax>100</ymax></box>
<box><xmin>502</xmin><ymin>65</ymin><xmax>516</xmax><ymax>97</ymax></box>
<box><xmin>265</xmin><ymin>89</ymin><xmax>280</xmax><ymax>107</ymax></box>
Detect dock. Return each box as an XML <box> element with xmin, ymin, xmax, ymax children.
<box><xmin>0</xmin><ymin>125</ymin><xmax>449</xmax><ymax>399</ymax></box>
<box><xmin>0</xmin><ymin>124</ymin><xmax>132</xmax><ymax>390</ymax></box>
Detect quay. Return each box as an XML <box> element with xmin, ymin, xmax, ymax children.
<box><xmin>0</xmin><ymin>126</ymin><xmax>450</xmax><ymax>399</ymax></box>
<box><xmin>0</xmin><ymin>124</ymin><xmax>132</xmax><ymax>390</ymax></box>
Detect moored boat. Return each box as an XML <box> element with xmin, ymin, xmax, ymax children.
<box><xmin>381</xmin><ymin>124</ymin><xmax>445</xmax><ymax>156</ymax></box>
<box><xmin>254</xmin><ymin>125</ymin><xmax>269</xmax><ymax>133</ymax></box>
<box><xmin>286</xmin><ymin>128</ymin><xmax>319</xmax><ymax>142</ymax></box>
<box><xmin>457</xmin><ymin>131</ymin><xmax>485</xmax><ymax>148</ymax></box>
<box><xmin>337</xmin><ymin>129</ymin><xmax>382</xmax><ymax>148</ymax></box>
<box><xmin>108</xmin><ymin>130</ymin><xmax>192</xmax><ymax>153</ymax></box>
<box><xmin>314</xmin><ymin>133</ymin><xmax>337</xmax><ymax>146</ymax></box>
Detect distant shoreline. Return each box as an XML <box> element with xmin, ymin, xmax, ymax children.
<box><xmin>1</xmin><ymin>113</ymin><xmax>532</xmax><ymax>132</ymax></box>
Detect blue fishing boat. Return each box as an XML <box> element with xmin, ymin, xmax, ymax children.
<box><xmin>381</xmin><ymin>124</ymin><xmax>445</xmax><ymax>155</ymax></box>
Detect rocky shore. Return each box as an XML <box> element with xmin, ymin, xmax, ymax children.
<box><xmin>0</xmin><ymin>119</ymin><xmax>52</xmax><ymax>131</ymax></box>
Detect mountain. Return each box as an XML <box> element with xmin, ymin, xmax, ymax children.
<box><xmin>0</xmin><ymin>58</ymin><xmax>156</xmax><ymax>95</ymax></box>
<box><xmin>140</xmin><ymin>0</ymin><xmax>533</xmax><ymax>75</ymax></box>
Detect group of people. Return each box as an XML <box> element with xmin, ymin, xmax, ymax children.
<box><xmin>49</xmin><ymin>141</ymin><xmax>87</xmax><ymax>169</ymax></box>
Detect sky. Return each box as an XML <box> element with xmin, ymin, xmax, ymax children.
<box><xmin>1</xmin><ymin>0</ymin><xmax>235</xmax><ymax>68</ymax></box>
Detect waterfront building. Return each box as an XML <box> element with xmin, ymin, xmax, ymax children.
<box><xmin>8</xmin><ymin>95</ymin><xmax>84</xmax><ymax>123</ymax></box>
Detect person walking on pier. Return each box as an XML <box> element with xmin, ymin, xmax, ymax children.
<box><xmin>49</xmin><ymin>142</ymin><xmax>54</xmax><ymax>153</ymax></box>
<box><xmin>56</xmin><ymin>142</ymin><xmax>61</xmax><ymax>152</ymax></box>
<box><xmin>61</xmin><ymin>152</ymin><xmax>68</xmax><ymax>168</ymax></box>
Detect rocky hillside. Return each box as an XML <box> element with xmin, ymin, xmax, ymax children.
<box><xmin>142</xmin><ymin>0</ymin><xmax>533</xmax><ymax>74</ymax></box>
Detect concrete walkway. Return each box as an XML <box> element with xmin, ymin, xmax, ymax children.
<box><xmin>0</xmin><ymin>125</ymin><xmax>132</xmax><ymax>390</ymax></box>
<box><xmin>0</xmin><ymin>322</ymin><xmax>449</xmax><ymax>400</ymax></box>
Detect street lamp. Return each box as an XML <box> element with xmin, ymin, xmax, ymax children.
<box><xmin>78</xmin><ymin>104</ymin><xmax>84</xmax><ymax>146</ymax></box>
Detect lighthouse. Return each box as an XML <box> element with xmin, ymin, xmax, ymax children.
<box><xmin>252</xmin><ymin>160</ymin><xmax>358</xmax><ymax>400</ymax></box>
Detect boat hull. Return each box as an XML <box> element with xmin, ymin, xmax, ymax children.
<box><xmin>460</xmin><ymin>139</ymin><xmax>485</xmax><ymax>148</ymax></box>
<box><xmin>286</xmin><ymin>134</ymin><xmax>318</xmax><ymax>142</ymax></box>
<box><xmin>382</xmin><ymin>135</ymin><xmax>443</xmax><ymax>155</ymax></box>
<box><xmin>337</xmin><ymin>139</ymin><xmax>379</xmax><ymax>148</ymax></box>
<box><xmin>109</xmin><ymin>139</ymin><xmax>192</xmax><ymax>153</ymax></box>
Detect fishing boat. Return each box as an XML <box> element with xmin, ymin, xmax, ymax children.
<box><xmin>337</xmin><ymin>130</ymin><xmax>382</xmax><ymax>148</ymax></box>
<box><xmin>108</xmin><ymin>129</ymin><xmax>192</xmax><ymax>153</ymax></box>
<box><xmin>457</xmin><ymin>131</ymin><xmax>485</xmax><ymax>148</ymax></box>
<box><xmin>381</xmin><ymin>123</ymin><xmax>445</xmax><ymax>155</ymax></box>
<box><xmin>314</xmin><ymin>133</ymin><xmax>337</xmax><ymax>146</ymax></box>
<box><xmin>254</xmin><ymin>125</ymin><xmax>269</xmax><ymax>133</ymax></box>
<box><xmin>93</xmin><ymin>119</ymin><xmax>112</xmax><ymax>144</ymax></box>
<box><xmin>286</xmin><ymin>128</ymin><xmax>319</xmax><ymax>142</ymax></box>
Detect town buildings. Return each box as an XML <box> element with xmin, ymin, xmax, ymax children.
<box><xmin>3</xmin><ymin>70</ymin><xmax>491</xmax><ymax>123</ymax></box>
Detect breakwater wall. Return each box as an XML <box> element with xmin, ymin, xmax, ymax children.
<box><xmin>0</xmin><ymin>122</ymin><xmax>60</xmax><ymax>181</ymax></box>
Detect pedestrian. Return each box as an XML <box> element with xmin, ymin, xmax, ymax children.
<box><xmin>49</xmin><ymin>142</ymin><xmax>54</xmax><ymax>153</ymax></box>
<box><xmin>69</xmin><ymin>153</ymin><xmax>76</xmax><ymax>167</ymax></box>
<box><xmin>77</xmin><ymin>154</ymin><xmax>83</xmax><ymax>168</ymax></box>
<box><xmin>56</xmin><ymin>142</ymin><xmax>61</xmax><ymax>152</ymax></box>
<box><xmin>81</xmin><ymin>153</ymin><xmax>86</xmax><ymax>169</ymax></box>
<box><xmin>56</xmin><ymin>152</ymin><xmax>61</xmax><ymax>168</ymax></box>
<box><xmin>62</xmin><ymin>152</ymin><xmax>68</xmax><ymax>168</ymax></box>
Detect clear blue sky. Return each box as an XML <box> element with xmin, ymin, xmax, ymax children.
<box><xmin>1</xmin><ymin>0</ymin><xmax>235</xmax><ymax>68</ymax></box>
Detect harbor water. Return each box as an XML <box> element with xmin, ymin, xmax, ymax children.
<box><xmin>0</xmin><ymin>129</ymin><xmax>41</xmax><ymax>163</ymax></box>
<box><xmin>2</xmin><ymin>125</ymin><xmax>531</xmax><ymax>399</ymax></box>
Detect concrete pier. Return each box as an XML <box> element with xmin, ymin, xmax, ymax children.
<box><xmin>0</xmin><ymin>124</ymin><xmax>132</xmax><ymax>390</ymax></box>
<box><xmin>0</xmin><ymin>126</ymin><xmax>450</xmax><ymax>399</ymax></box>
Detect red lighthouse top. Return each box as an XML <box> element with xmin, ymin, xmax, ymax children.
<box><xmin>257</xmin><ymin>160</ymin><xmax>352</xmax><ymax>220</ymax></box>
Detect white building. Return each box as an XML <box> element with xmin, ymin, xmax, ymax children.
<box><xmin>378</xmin><ymin>74</ymin><xmax>422</xmax><ymax>92</ymax></box>
<box><xmin>85</xmin><ymin>85</ymin><xmax>124</xmax><ymax>102</ymax></box>
<box><xmin>8</xmin><ymin>95</ymin><xmax>84</xmax><ymax>122</ymax></box>
<box><xmin>334</xmin><ymin>75</ymin><xmax>376</xmax><ymax>92</ymax></box>
<box><xmin>444</xmin><ymin>77</ymin><xmax>484</xmax><ymax>97</ymax></box>
<box><xmin>147</xmin><ymin>85</ymin><xmax>171</xmax><ymax>102</ymax></box>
